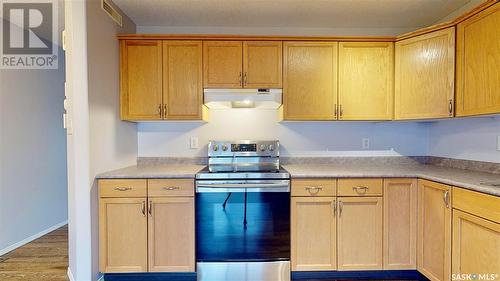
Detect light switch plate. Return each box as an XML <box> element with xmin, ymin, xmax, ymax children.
<box><xmin>362</xmin><ymin>138</ymin><xmax>370</xmax><ymax>149</ymax></box>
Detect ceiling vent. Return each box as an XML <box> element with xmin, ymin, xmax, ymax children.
<box><xmin>101</xmin><ymin>0</ymin><xmax>123</xmax><ymax>27</ymax></box>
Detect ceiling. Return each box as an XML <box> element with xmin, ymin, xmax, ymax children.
<box><xmin>113</xmin><ymin>0</ymin><xmax>471</xmax><ymax>30</ymax></box>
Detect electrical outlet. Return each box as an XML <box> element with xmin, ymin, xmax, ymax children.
<box><xmin>362</xmin><ymin>138</ymin><xmax>370</xmax><ymax>149</ymax></box>
<box><xmin>190</xmin><ymin>136</ymin><xmax>199</xmax><ymax>149</ymax></box>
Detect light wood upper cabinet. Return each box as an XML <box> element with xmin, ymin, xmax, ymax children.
<box><xmin>337</xmin><ymin>197</ymin><xmax>383</xmax><ymax>271</ymax></box>
<box><xmin>456</xmin><ymin>3</ymin><xmax>500</xmax><ymax>116</ymax></box>
<box><xmin>383</xmin><ymin>179</ymin><xmax>417</xmax><ymax>270</ymax></box>
<box><xmin>338</xmin><ymin>42</ymin><xmax>394</xmax><ymax>120</ymax></box>
<box><xmin>120</xmin><ymin>40</ymin><xmax>163</xmax><ymax>120</ymax></box>
<box><xmin>395</xmin><ymin>27</ymin><xmax>455</xmax><ymax>120</ymax></box>
<box><xmin>291</xmin><ymin>197</ymin><xmax>337</xmax><ymax>271</ymax></box>
<box><xmin>163</xmin><ymin>41</ymin><xmax>203</xmax><ymax>120</ymax></box>
<box><xmin>203</xmin><ymin>41</ymin><xmax>243</xmax><ymax>88</ymax></box>
<box><xmin>417</xmin><ymin>179</ymin><xmax>452</xmax><ymax>281</ymax></box>
<box><xmin>283</xmin><ymin>42</ymin><xmax>338</xmax><ymax>120</ymax></box>
<box><xmin>452</xmin><ymin>209</ymin><xmax>500</xmax><ymax>277</ymax></box>
<box><xmin>148</xmin><ymin>197</ymin><xmax>195</xmax><ymax>272</ymax></box>
<box><xmin>99</xmin><ymin>197</ymin><xmax>148</xmax><ymax>273</ymax></box>
<box><xmin>243</xmin><ymin>41</ymin><xmax>283</xmax><ymax>88</ymax></box>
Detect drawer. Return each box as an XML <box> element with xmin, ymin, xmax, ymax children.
<box><xmin>337</xmin><ymin>178</ymin><xmax>383</xmax><ymax>196</ymax></box>
<box><xmin>291</xmin><ymin>179</ymin><xmax>336</xmax><ymax>197</ymax></box>
<box><xmin>99</xmin><ymin>179</ymin><xmax>147</xmax><ymax>198</ymax></box>
<box><xmin>453</xmin><ymin>187</ymin><xmax>500</xmax><ymax>223</ymax></box>
<box><xmin>148</xmin><ymin>179</ymin><xmax>194</xmax><ymax>197</ymax></box>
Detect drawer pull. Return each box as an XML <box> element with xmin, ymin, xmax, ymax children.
<box><xmin>352</xmin><ymin>186</ymin><xmax>369</xmax><ymax>193</ymax></box>
<box><xmin>141</xmin><ymin>201</ymin><xmax>146</xmax><ymax>216</ymax></box>
<box><xmin>162</xmin><ymin>186</ymin><xmax>180</xmax><ymax>191</ymax></box>
<box><xmin>305</xmin><ymin>186</ymin><xmax>323</xmax><ymax>194</ymax></box>
<box><xmin>114</xmin><ymin>187</ymin><xmax>132</xmax><ymax>191</ymax></box>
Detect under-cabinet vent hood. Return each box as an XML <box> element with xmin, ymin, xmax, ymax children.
<box><xmin>203</xmin><ymin>89</ymin><xmax>282</xmax><ymax>109</ymax></box>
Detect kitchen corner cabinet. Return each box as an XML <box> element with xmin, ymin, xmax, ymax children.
<box><xmin>456</xmin><ymin>3</ymin><xmax>500</xmax><ymax>117</ymax></box>
<box><xmin>203</xmin><ymin>41</ymin><xmax>282</xmax><ymax>88</ymax></box>
<box><xmin>417</xmin><ymin>179</ymin><xmax>452</xmax><ymax>281</ymax></box>
<box><xmin>291</xmin><ymin>197</ymin><xmax>337</xmax><ymax>271</ymax></box>
<box><xmin>383</xmin><ymin>178</ymin><xmax>417</xmax><ymax>270</ymax></box>
<box><xmin>120</xmin><ymin>40</ymin><xmax>163</xmax><ymax>120</ymax></box>
<box><xmin>120</xmin><ymin>40</ymin><xmax>204</xmax><ymax>121</ymax></box>
<box><xmin>338</xmin><ymin>42</ymin><xmax>394</xmax><ymax>120</ymax></box>
<box><xmin>395</xmin><ymin>27</ymin><xmax>455</xmax><ymax>120</ymax></box>
<box><xmin>337</xmin><ymin>197</ymin><xmax>383</xmax><ymax>271</ymax></box>
<box><xmin>283</xmin><ymin>42</ymin><xmax>338</xmax><ymax>120</ymax></box>
<box><xmin>451</xmin><ymin>187</ymin><xmax>500</xmax><ymax>276</ymax></box>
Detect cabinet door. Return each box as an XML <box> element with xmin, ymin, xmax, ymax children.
<box><xmin>120</xmin><ymin>40</ymin><xmax>163</xmax><ymax>120</ymax></box>
<box><xmin>417</xmin><ymin>179</ymin><xmax>452</xmax><ymax>281</ymax></box>
<box><xmin>337</xmin><ymin>197</ymin><xmax>383</xmax><ymax>270</ymax></box>
<box><xmin>243</xmin><ymin>41</ymin><xmax>282</xmax><ymax>88</ymax></box>
<box><xmin>395</xmin><ymin>27</ymin><xmax>455</xmax><ymax>120</ymax></box>
<box><xmin>163</xmin><ymin>41</ymin><xmax>203</xmax><ymax>120</ymax></box>
<box><xmin>383</xmin><ymin>179</ymin><xmax>417</xmax><ymax>270</ymax></box>
<box><xmin>456</xmin><ymin>3</ymin><xmax>500</xmax><ymax>116</ymax></box>
<box><xmin>291</xmin><ymin>197</ymin><xmax>337</xmax><ymax>271</ymax></box>
<box><xmin>452</xmin><ymin>210</ymin><xmax>500</xmax><ymax>277</ymax></box>
<box><xmin>283</xmin><ymin>42</ymin><xmax>338</xmax><ymax>120</ymax></box>
<box><xmin>203</xmin><ymin>41</ymin><xmax>243</xmax><ymax>88</ymax></box>
<box><xmin>99</xmin><ymin>198</ymin><xmax>147</xmax><ymax>273</ymax></box>
<box><xmin>338</xmin><ymin>42</ymin><xmax>394</xmax><ymax>120</ymax></box>
<box><xmin>148</xmin><ymin>197</ymin><xmax>195</xmax><ymax>272</ymax></box>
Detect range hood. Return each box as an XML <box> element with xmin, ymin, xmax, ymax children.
<box><xmin>203</xmin><ymin>89</ymin><xmax>282</xmax><ymax>109</ymax></box>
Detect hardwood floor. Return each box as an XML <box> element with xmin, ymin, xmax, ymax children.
<box><xmin>0</xmin><ymin>225</ymin><xmax>68</xmax><ymax>281</ymax></box>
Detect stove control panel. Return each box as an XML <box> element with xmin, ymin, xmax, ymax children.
<box><xmin>208</xmin><ymin>140</ymin><xmax>279</xmax><ymax>157</ymax></box>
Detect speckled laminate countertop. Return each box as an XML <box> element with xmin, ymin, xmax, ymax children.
<box><xmin>96</xmin><ymin>163</ymin><xmax>500</xmax><ymax>196</ymax></box>
<box><xmin>283</xmin><ymin>163</ymin><xmax>500</xmax><ymax>196</ymax></box>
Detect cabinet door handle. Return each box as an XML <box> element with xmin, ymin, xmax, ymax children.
<box><xmin>162</xmin><ymin>186</ymin><xmax>180</xmax><ymax>191</ymax></box>
<box><xmin>339</xmin><ymin>201</ymin><xmax>343</xmax><ymax>217</ymax></box>
<box><xmin>148</xmin><ymin>200</ymin><xmax>152</xmax><ymax>216</ymax></box>
<box><xmin>305</xmin><ymin>186</ymin><xmax>323</xmax><ymax>194</ymax></box>
<box><xmin>114</xmin><ymin>187</ymin><xmax>131</xmax><ymax>191</ymax></box>
<box><xmin>239</xmin><ymin>71</ymin><xmax>242</xmax><ymax>87</ymax></box>
<box><xmin>353</xmin><ymin>186</ymin><xmax>369</xmax><ymax>194</ymax></box>
<box><xmin>141</xmin><ymin>201</ymin><xmax>146</xmax><ymax>216</ymax></box>
<box><xmin>163</xmin><ymin>104</ymin><xmax>167</xmax><ymax>118</ymax></box>
<box><xmin>333</xmin><ymin>200</ymin><xmax>337</xmax><ymax>215</ymax></box>
<box><xmin>444</xmin><ymin>190</ymin><xmax>450</xmax><ymax>208</ymax></box>
<box><xmin>334</xmin><ymin>104</ymin><xmax>338</xmax><ymax>118</ymax></box>
<box><xmin>339</xmin><ymin>104</ymin><xmax>343</xmax><ymax>118</ymax></box>
<box><xmin>448</xmin><ymin>99</ymin><xmax>453</xmax><ymax>115</ymax></box>
<box><xmin>158</xmin><ymin>104</ymin><xmax>162</xmax><ymax>116</ymax></box>
<box><xmin>244</xmin><ymin>72</ymin><xmax>247</xmax><ymax>87</ymax></box>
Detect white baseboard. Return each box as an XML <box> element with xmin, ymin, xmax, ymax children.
<box><xmin>0</xmin><ymin>220</ymin><xmax>68</xmax><ymax>256</ymax></box>
<box><xmin>67</xmin><ymin>267</ymin><xmax>76</xmax><ymax>281</ymax></box>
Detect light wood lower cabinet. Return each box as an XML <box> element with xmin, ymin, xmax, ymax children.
<box><xmin>452</xmin><ymin>210</ymin><xmax>500</xmax><ymax>277</ymax></box>
<box><xmin>417</xmin><ymin>179</ymin><xmax>452</xmax><ymax>281</ymax></box>
<box><xmin>291</xmin><ymin>197</ymin><xmax>337</xmax><ymax>271</ymax></box>
<box><xmin>337</xmin><ymin>197</ymin><xmax>383</xmax><ymax>270</ymax></box>
<box><xmin>148</xmin><ymin>197</ymin><xmax>195</xmax><ymax>272</ymax></box>
<box><xmin>99</xmin><ymin>197</ymin><xmax>148</xmax><ymax>273</ymax></box>
<box><xmin>383</xmin><ymin>179</ymin><xmax>417</xmax><ymax>270</ymax></box>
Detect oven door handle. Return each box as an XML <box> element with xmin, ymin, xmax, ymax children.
<box><xmin>196</xmin><ymin>183</ymin><xmax>290</xmax><ymax>193</ymax></box>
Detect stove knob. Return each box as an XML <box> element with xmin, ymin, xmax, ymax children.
<box><xmin>213</xmin><ymin>144</ymin><xmax>219</xmax><ymax>151</ymax></box>
<box><xmin>260</xmin><ymin>144</ymin><xmax>266</xmax><ymax>151</ymax></box>
<box><xmin>268</xmin><ymin>144</ymin><xmax>275</xmax><ymax>151</ymax></box>
<box><xmin>222</xmin><ymin>144</ymin><xmax>228</xmax><ymax>151</ymax></box>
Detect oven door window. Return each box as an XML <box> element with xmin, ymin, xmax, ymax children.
<box><xmin>196</xmin><ymin>191</ymin><xmax>290</xmax><ymax>262</ymax></box>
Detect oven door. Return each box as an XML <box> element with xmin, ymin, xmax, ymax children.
<box><xmin>195</xmin><ymin>179</ymin><xmax>290</xmax><ymax>262</ymax></box>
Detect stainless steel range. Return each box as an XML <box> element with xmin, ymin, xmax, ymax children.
<box><xmin>195</xmin><ymin>140</ymin><xmax>290</xmax><ymax>281</ymax></box>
